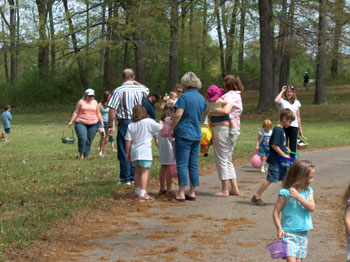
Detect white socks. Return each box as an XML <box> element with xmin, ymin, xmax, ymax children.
<box><xmin>135</xmin><ymin>187</ymin><xmax>141</xmax><ymax>195</ymax></box>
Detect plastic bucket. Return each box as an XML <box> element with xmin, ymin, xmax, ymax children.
<box><xmin>266</xmin><ymin>240</ymin><xmax>287</xmax><ymax>259</ymax></box>
<box><xmin>251</xmin><ymin>153</ymin><xmax>261</xmax><ymax>168</ymax></box>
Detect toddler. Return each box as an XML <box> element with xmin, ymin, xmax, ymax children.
<box><xmin>206</xmin><ymin>85</ymin><xmax>236</xmax><ymax>132</ymax></box>
<box><xmin>1</xmin><ymin>105</ymin><xmax>12</xmax><ymax>143</ymax></box>
<box><xmin>343</xmin><ymin>182</ymin><xmax>350</xmax><ymax>262</ymax></box>
<box><xmin>125</xmin><ymin>105</ymin><xmax>162</xmax><ymax>202</ymax></box>
<box><xmin>158</xmin><ymin>104</ymin><xmax>176</xmax><ymax>197</ymax></box>
<box><xmin>273</xmin><ymin>159</ymin><xmax>316</xmax><ymax>261</ymax></box>
<box><xmin>255</xmin><ymin>119</ymin><xmax>273</xmax><ymax>173</ymax></box>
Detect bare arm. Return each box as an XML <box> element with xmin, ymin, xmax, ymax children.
<box><xmin>256</xmin><ymin>134</ymin><xmax>262</xmax><ymax>151</ymax></box>
<box><xmin>272</xmin><ymin>144</ymin><xmax>289</xmax><ymax>158</ymax></box>
<box><xmin>289</xmin><ymin>188</ymin><xmax>316</xmax><ymax>212</ymax></box>
<box><xmin>209</xmin><ymin>102</ymin><xmax>233</xmax><ymax>116</ymax></box>
<box><xmin>67</xmin><ymin>100</ymin><xmax>81</xmax><ymax>127</ymax></box>
<box><xmin>107</xmin><ymin>108</ymin><xmax>116</xmax><ymax>136</ymax></box>
<box><xmin>273</xmin><ymin>195</ymin><xmax>286</xmax><ymax>239</ymax></box>
<box><xmin>96</xmin><ymin>103</ymin><xmax>104</xmax><ymax>127</ymax></box>
<box><xmin>297</xmin><ymin>109</ymin><xmax>303</xmax><ymax>137</ymax></box>
<box><xmin>125</xmin><ymin>140</ymin><xmax>131</xmax><ymax>162</ymax></box>
<box><xmin>274</xmin><ymin>86</ymin><xmax>287</xmax><ymax>105</ymax></box>
<box><xmin>345</xmin><ymin>205</ymin><xmax>350</xmax><ymax>237</ymax></box>
<box><xmin>168</xmin><ymin>108</ymin><xmax>184</xmax><ymax>140</ymax></box>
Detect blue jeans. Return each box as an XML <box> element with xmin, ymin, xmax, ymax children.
<box><xmin>174</xmin><ymin>137</ymin><xmax>200</xmax><ymax>186</ymax></box>
<box><xmin>75</xmin><ymin>122</ymin><xmax>99</xmax><ymax>157</ymax></box>
<box><xmin>117</xmin><ymin>120</ymin><xmax>135</xmax><ymax>183</ymax></box>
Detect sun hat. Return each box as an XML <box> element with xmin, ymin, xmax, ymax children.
<box><xmin>85</xmin><ymin>88</ymin><xmax>95</xmax><ymax>96</ymax></box>
<box><xmin>206</xmin><ymin>85</ymin><xmax>223</xmax><ymax>102</ymax></box>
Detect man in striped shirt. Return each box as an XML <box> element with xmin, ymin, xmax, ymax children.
<box><xmin>108</xmin><ymin>68</ymin><xmax>149</xmax><ymax>185</ymax></box>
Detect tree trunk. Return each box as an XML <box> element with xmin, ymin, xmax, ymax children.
<box><xmin>9</xmin><ymin>0</ymin><xmax>16</xmax><ymax>84</ymax></box>
<box><xmin>63</xmin><ymin>0</ymin><xmax>89</xmax><ymax>89</ymax></box>
<box><xmin>48</xmin><ymin>0</ymin><xmax>56</xmax><ymax>72</ymax></box>
<box><xmin>214</xmin><ymin>0</ymin><xmax>225</xmax><ymax>79</ymax></box>
<box><xmin>330</xmin><ymin>0</ymin><xmax>344</xmax><ymax>79</ymax></box>
<box><xmin>224</xmin><ymin>0</ymin><xmax>239</xmax><ymax>75</ymax></box>
<box><xmin>238</xmin><ymin>0</ymin><xmax>247</xmax><ymax>72</ymax></box>
<box><xmin>36</xmin><ymin>0</ymin><xmax>50</xmax><ymax>79</ymax></box>
<box><xmin>1</xmin><ymin>15</ymin><xmax>8</xmax><ymax>82</ymax></box>
<box><xmin>201</xmin><ymin>0</ymin><xmax>207</xmax><ymax>77</ymax></box>
<box><xmin>314</xmin><ymin>0</ymin><xmax>327</xmax><ymax>104</ymax></box>
<box><xmin>99</xmin><ymin>2</ymin><xmax>105</xmax><ymax>74</ymax></box>
<box><xmin>257</xmin><ymin>0</ymin><xmax>276</xmax><ymax>111</ymax></box>
<box><xmin>103</xmin><ymin>0</ymin><xmax>112</xmax><ymax>91</ymax></box>
<box><xmin>169</xmin><ymin>0</ymin><xmax>178</xmax><ymax>91</ymax></box>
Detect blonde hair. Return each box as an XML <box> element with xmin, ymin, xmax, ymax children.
<box><xmin>283</xmin><ymin>160</ymin><xmax>315</xmax><ymax>191</ymax></box>
<box><xmin>282</xmin><ymin>86</ymin><xmax>297</xmax><ymax>103</ymax></box>
<box><xmin>262</xmin><ymin>119</ymin><xmax>272</xmax><ymax>129</ymax></box>
<box><xmin>131</xmin><ymin>105</ymin><xmax>148</xmax><ymax>122</ymax></box>
<box><xmin>343</xmin><ymin>183</ymin><xmax>350</xmax><ymax>204</ymax></box>
<box><xmin>224</xmin><ymin>74</ymin><xmax>244</xmax><ymax>91</ymax></box>
<box><xmin>181</xmin><ymin>72</ymin><xmax>202</xmax><ymax>89</ymax></box>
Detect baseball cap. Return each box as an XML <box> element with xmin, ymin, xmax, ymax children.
<box><xmin>85</xmin><ymin>88</ymin><xmax>95</xmax><ymax>96</ymax></box>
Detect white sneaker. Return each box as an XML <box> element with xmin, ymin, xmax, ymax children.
<box><xmin>260</xmin><ymin>167</ymin><xmax>265</xmax><ymax>173</ymax></box>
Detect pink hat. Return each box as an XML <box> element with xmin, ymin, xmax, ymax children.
<box><xmin>206</xmin><ymin>85</ymin><xmax>223</xmax><ymax>102</ymax></box>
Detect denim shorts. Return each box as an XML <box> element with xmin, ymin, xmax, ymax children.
<box><xmin>132</xmin><ymin>160</ymin><xmax>152</xmax><ymax>168</ymax></box>
<box><xmin>266</xmin><ymin>162</ymin><xmax>287</xmax><ymax>183</ymax></box>
<box><xmin>4</xmin><ymin>128</ymin><xmax>10</xmax><ymax>134</ymax></box>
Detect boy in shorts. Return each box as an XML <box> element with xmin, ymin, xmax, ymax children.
<box><xmin>1</xmin><ymin>104</ymin><xmax>12</xmax><ymax>143</ymax></box>
<box><xmin>251</xmin><ymin>109</ymin><xmax>295</xmax><ymax>206</ymax></box>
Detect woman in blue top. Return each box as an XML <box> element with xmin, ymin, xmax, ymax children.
<box><xmin>273</xmin><ymin>159</ymin><xmax>316</xmax><ymax>262</ymax></box>
<box><xmin>169</xmin><ymin>72</ymin><xmax>206</xmax><ymax>202</ymax></box>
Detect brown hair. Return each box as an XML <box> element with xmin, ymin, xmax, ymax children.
<box><xmin>279</xmin><ymin>108</ymin><xmax>295</xmax><ymax>121</ymax></box>
<box><xmin>224</xmin><ymin>74</ymin><xmax>244</xmax><ymax>92</ymax></box>
<box><xmin>161</xmin><ymin>104</ymin><xmax>174</xmax><ymax>121</ymax></box>
<box><xmin>283</xmin><ymin>159</ymin><xmax>315</xmax><ymax>191</ymax></box>
<box><xmin>4</xmin><ymin>104</ymin><xmax>10</xmax><ymax>111</ymax></box>
<box><xmin>282</xmin><ymin>85</ymin><xmax>297</xmax><ymax>103</ymax></box>
<box><xmin>101</xmin><ymin>91</ymin><xmax>111</xmax><ymax>106</ymax></box>
<box><xmin>131</xmin><ymin>105</ymin><xmax>149</xmax><ymax>122</ymax></box>
<box><xmin>262</xmin><ymin>119</ymin><xmax>272</xmax><ymax>129</ymax></box>
<box><xmin>343</xmin><ymin>183</ymin><xmax>350</xmax><ymax>204</ymax></box>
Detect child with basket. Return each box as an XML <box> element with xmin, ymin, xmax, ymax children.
<box><xmin>157</xmin><ymin>103</ymin><xmax>176</xmax><ymax>197</ymax></box>
<box><xmin>125</xmin><ymin>105</ymin><xmax>162</xmax><ymax>202</ymax></box>
<box><xmin>343</xmin><ymin>183</ymin><xmax>350</xmax><ymax>262</ymax></box>
<box><xmin>272</xmin><ymin>159</ymin><xmax>316</xmax><ymax>261</ymax></box>
<box><xmin>251</xmin><ymin>109</ymin><xmax>295</xmax><ymax>206</ymax></box>
<box><xmin>255</xmin><ymin>119</ymin><xmax>273</xmax><ymax>173</ymax></box>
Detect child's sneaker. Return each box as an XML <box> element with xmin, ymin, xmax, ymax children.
<box><xmin>251</xmin><ymin>195</ymin><xmax>266</xmax><ymax>206</ymax></box>
<box><xmin>260</xmin><ymin>166</ymin><xmax>265</xmax><ymax>173</ymax></box>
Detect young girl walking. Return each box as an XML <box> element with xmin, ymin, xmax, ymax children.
<box><xmin>273</xmin><ymin>159</ymin><xmax>316</xmax><ymax>262</ymax></box>
<box><xmin>158</xmin><ymin>104</ymin><xmax>176</xmax><ymax>197</ymax></box>
<box><xmin>98</xmin><ymin>91</ymin><xmax>117</xmax><ymax>157</ymax></box>
<box><xmin>343</xmin><ymin>183</ymin><xmax>350</xmax><ymax>262</ymax></box>
<box><xmin>125</xmin><ymin>105</ymin><xmax>162</xmax><ymax>202</ymax></box>
<box><xmin>255</xmin><ymin>119</ymin><xmax>273</xmax><ymax>173</ymax></box>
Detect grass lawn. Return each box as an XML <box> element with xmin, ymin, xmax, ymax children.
<box><xmin>0</xmin><ymin>85</ymin><xmax>349</xmax><ymax>258</ymax></box>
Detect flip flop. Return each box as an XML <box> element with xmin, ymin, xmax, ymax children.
<box><xmin>168</xmin><ymin>196</ymin><xmax>185</xmax><ymax>203</ymax></box>
<box><xmin>229</xmin><ymin>191</ymin><xmax>240</xmax><ymax>196</ymax></box>
<box><xmin>214</xmin><ymin>192</ymin><xmax>229</xmax><ymax>197</ymax></box>
<box><xmin>185</xmin><ymin>194</ymin><xmax>196</xmax><ymax>201</ymax></box>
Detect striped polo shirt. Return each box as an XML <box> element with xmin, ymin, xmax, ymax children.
<box><xmin>108</xmin><ymin>81</ymin><xmax>149</xmax><ymax>120</ymax></box>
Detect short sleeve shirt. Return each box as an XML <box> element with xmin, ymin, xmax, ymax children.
<box><xmin>221</xmin><ymin>90</ymin><xmax>243</xmax><ymax>130</ymax></box>
<box><xmin>279</xmin><ymin>187</ymin><xmax>314</xmax><ymax>232</ymax></box>
<box><xmin>174</xmin><ymin>89</ymin><xmax>206</xmax><ymax>141</ymax></box>
<box><xmin>142</xmin><ymin>98</ymin><xmax>156</xmax><ymax>120</ymax></box>
<box><xmin>266</xmin><ymin>126</ymin><xmax>286</xmax><ymax>165</ymax></box>
<box><xmin>279</xmin><ymin>98</ymin><xmax>301</xmax><ymax>128</ymax></box>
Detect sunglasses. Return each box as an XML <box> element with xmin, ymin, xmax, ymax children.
<box><xmin>88</xmin><ymin>95</ymin><xmax>94</xmax><ymax>97</ymax></box>
<box><xmin>176</xmin><ymin>90</ymin><xmax>182</xmax><ymax>93</ymax></box>
<box><xmin>287</xmin><ymin>85</ymin><xmax>294</xmax><ymax>89</ymax></box>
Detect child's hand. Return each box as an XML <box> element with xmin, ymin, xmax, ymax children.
<box><xmin>256</xmin><ymin>146</ymin><xmax>259</xmax><ymax>151</ymax></box>
<box><xmin>126</xmin><ymin>153</ymin><xmax>131</xmax><ymax>162</ymax></box>
<box><xmin>277</xmin><ymin>228</ymin><xmax>285</xmax><ymax>239</ymax></box>
<box><xmin>289</xmin><ymin>187</ymin><xmax>300</xmax><ymax>200</ymax></box>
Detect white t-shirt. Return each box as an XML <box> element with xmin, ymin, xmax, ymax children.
<box><xmin>125</xmin><ymin>118</ymin><xmax>162</xmax><ymax>161</ymax></box>
<box><xmin>279</xmin><ymin>98</ymin><xmax>301</xmax><ymax>127</ymax></box>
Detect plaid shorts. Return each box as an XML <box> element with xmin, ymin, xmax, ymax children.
<box><xmin>283</xmin><ymin>231</ymin><xmax>308</xmax><ymax>259</ymax></box>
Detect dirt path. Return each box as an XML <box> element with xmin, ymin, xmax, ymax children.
<box><xmin>33</xmin><ymin>147</ymin><xmax>349</xmax><ymax>262</ymax></box>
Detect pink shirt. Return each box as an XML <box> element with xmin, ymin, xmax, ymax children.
<box><xmin>222</xmin><ymin>90</ymin><xmax>243</xmax><ymax>130</ymax></box>
<box><xmin>75</xmin><ymin>99</ymin><xmax>99</xmax><ymax>125</ymax></box>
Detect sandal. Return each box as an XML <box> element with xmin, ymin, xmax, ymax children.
<box><xmin>229</xmin><ymin>191</ymin><xmax>240</xmax><ymax>196</ymax></box>
<box><xmin>251</xmin><ymin>195</ymin><xmax>266</xmax><ymax>206</ymax></box>
<box><xmin>159</xmin><ymin>190</ymin><xmax>167</xmax><ymax>195</ymax></box>
<box><xmin>138</xmin><ymin>194</ymin><xmax>155</xmax><ymax>203</ymax></box>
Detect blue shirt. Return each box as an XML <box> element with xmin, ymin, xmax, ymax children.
<box><xmin>266</xmin><ymin>126</ymin><xmax>286</xmax><ymax>165</ymax></box>
<box><xmin>1</xmin><ymin>111</ymin><xmax>12</xmax><ymax>129</ymax></box>
<box><xmin>279</xmin><ymin>187</ymin><xmax>313</xmax><ymax>232</ymax></box>
<box><xmin>174</xmin><ymin>88</ymin><xmax>206</xmax><ymax>141</ymax></box>
<box><xmin>142</xmin><ymin>98</ymin><xmax>156</xmax><ymax>120</ymax></box>
<box><xmin>100</xmin><ymin>105</ymin><xmax>109</xmax><ymax>123</ymax></box>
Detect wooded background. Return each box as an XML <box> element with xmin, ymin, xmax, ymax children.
<box><xmin>0</xmin><ymin>0</ymin><xmax>349</xmax><ymax>110</ymax></box>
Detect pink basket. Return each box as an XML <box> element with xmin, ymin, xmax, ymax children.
<box><xmin>250</xmin><ymin>153</ymin><xmax>261</xmax><ymax>168</ymax></box>
<box><xmin>161</xmin><ymin>122</ymin><xmax>171</xmax><ymax>137</ymax></box>
<box><xmin>266</xmin><ymin>240</ymin><xmax>287</xmax><ymax>259</ymax></box>
<box><xmin>169</xmin><ymin>164</ymin><xmax>177</xmax><ymax>178</ymax></box>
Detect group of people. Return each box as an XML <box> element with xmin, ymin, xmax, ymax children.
<box><xmin>66</xmin><ymin>68</ymin><xmax>349</xmax><ymax>261</ymax></box>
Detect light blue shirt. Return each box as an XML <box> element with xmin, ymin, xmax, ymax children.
<box><xmin>100</xmin><ymin>105</ymin><xmax>109</xmax><ymax>123</ymax></box>
<box><xmin>1</xmin><ymin>111</ymin><xmax>12</xmax><ymax>129</ymax></box>
<box><xmin>279</xmin><ymin>187</ymin><xmax>313</xmax><ymax>232</ymax></box>
<box><xmin>174</xmin><ymin>88</ymin><xmax>206</xmax><ymax>141</ymax></box>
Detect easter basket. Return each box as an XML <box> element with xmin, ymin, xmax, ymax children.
<box><xmin>297</xmin><ymin>136</ymin><xmax>309</xmax><ymax>150</ymax></box>
<box><xmin>279</xmin><ymin>151</ymin><xmax>299</xmax><ymax>168</ymax></box>
<box><xmin>266</xmin><ymin>240</ymin><xmax>287</xmax><ymax>259</ymax></box>
<box><xmin>61</xmin><ymin>126</ymin><xmax>75</xmax><ymax>144</ymax></box>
